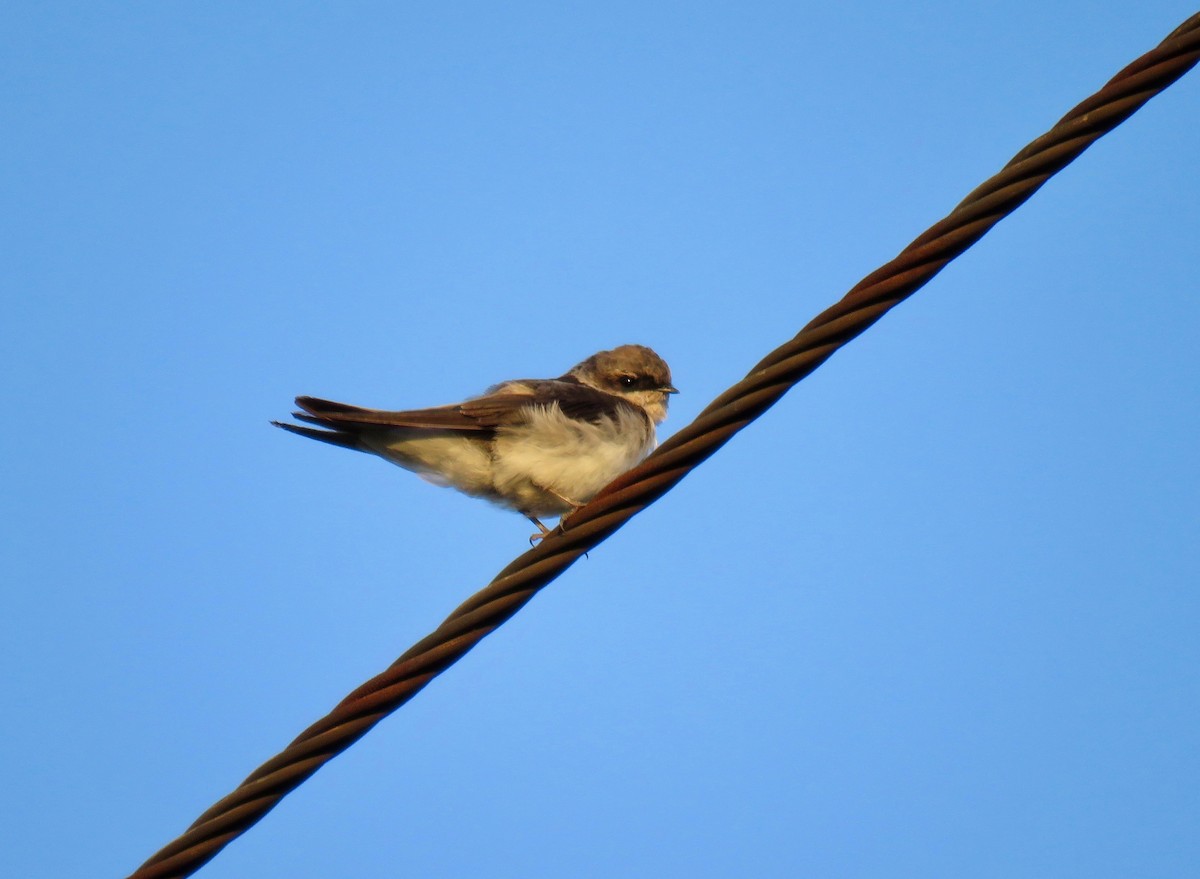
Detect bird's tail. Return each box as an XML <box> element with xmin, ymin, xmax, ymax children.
<box><xmin>270</xmin><ymin>419</ymin><xmax>363</xmax><ymax>451</ymax></box>
<box><xmin>273</xmin><ymin>397</ymin><xmax>381</xmax><ymax>450</ymax></box>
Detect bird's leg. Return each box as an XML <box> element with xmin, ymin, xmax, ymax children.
<box><xmin>527</xmin><ymin>491</ymin><xmax>585</xmax><ymax>544</ymax></box>
<box><xmin>548</xmin><ymin>490</ymin><xmax>588</xmax><ymax>531</ymax></box>
<box><xmin>527</xmin><ymin>515</ymin><xmax>552</xmax><ymax>545</ymax></box>
<box><xmin>551</xmin><ymin>491</ymin><xmax>592</xmax><ymax>551</ymax></box>
<box><xmin>547</xmin><ymin>489</ymin><xmax>583</xmax><ymax>512</ymax></box>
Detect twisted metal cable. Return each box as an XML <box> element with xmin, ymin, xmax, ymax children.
<box><xmin>129</xmin><ymin>14</ymin><xmax>1200</xmax><ymax>879</ymax></box>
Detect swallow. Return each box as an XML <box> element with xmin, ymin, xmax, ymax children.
<box><xmin>274</xmin><ymin>344</ymin><xmax>677</xmax><ymax>538</ymax></box>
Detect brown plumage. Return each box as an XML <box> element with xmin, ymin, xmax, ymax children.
<box><xmin>273</xmin><ymin>345</ymin><xmax>677</xmax><ymax>536</ymax></box>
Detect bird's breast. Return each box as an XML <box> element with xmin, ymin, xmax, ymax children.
<box><xmin>490</xmin><ymin>403</ymin><xmax>655</xmax><ymax>511</ymax></box>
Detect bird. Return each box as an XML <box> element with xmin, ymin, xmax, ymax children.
<box><xmin>273</xmin><ymin>344</ymin><xmax>677</xmax><ymax>539</ymax></box>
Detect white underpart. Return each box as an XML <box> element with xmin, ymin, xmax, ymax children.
<box><xmin>362</xmin><ymin>401</ymin><xmax>656</xmax><ymax>519</ymax></box>
<box><xmin>491</xmin><ymin>403</ymin><xmax>655</xmax><ymax>516</ymax></box>
<box><xmin>366</xmin><ymin>431</ymin><xmax>495</xmax><ymax>493</ymax></box>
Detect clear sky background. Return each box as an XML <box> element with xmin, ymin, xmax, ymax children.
<box><xmin>3</xmin><ymin>4</ymin><xmax>1198</xmax><ymax>877</ymax></box>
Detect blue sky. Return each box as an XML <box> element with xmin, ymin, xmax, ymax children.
<box><xmin>3</xmin><ymin>3</ymin><xmax>1198</xmax><ymax>877</ymax></box>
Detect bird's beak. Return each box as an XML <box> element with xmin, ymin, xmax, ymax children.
<box><xmin>661</xmin><ymin>385</ymin><xmax>679</xmax><ymax>394</ymax></box>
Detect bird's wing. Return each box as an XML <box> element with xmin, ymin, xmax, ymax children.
<box><xmin>291</xmin><ymin>380</ymin><xmax>635</xmax><ymax>435</ymax></box>
<box><xmin>293</xmin><ymin>395</ymin><xmax>493</xmax><ymax>432</ymax></box>
<box><xmin>462</xmin><ymin>379</ymin><xmax>636</xmax><ymax>426</ymax></box>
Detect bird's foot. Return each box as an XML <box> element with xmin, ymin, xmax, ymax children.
<box><xmin>527</xmin><ymin>516</ymin><xmax>552</xmax><ymax>545</ymax></box>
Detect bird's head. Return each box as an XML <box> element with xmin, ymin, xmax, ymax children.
<box><xmin>570</xmin><ymin>344</ymin><xmax>678</xmax><ymax>423</ymax></box>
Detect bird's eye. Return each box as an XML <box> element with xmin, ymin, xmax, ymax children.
<box><xmin>619</xmin><ymin>375</ymin><xmax>637</xmax><ymax>388</ymax></box>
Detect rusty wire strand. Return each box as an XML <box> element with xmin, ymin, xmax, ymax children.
<box><xmin>129</xmin><ymin>14</ymin><xmax>1200</xmax><ymax>879</ymax></box>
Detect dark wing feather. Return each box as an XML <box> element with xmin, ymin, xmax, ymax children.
<box><xmin>522</xmin><ymin>380</ymin><xmax>636</xmax><ymax>424</ymax></box>
<box><xmin>280</xmin><ymin>381</ymin><xmax>637</xmax><ymax>446</ymax></box>
<box><xmin>294</xmin><ymin>395</ymin><xmax>491</xmax><ymax>432</ymax></box>
<box><xmin>270</xmin><ymin>420</ymin><xmax>362</xmax><ymax>450</ymax></box>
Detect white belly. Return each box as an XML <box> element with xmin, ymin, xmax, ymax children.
<box><xmin>491</xmin><ymin>404</ymin><xmax>655</xmax><ymax>516</ymax></box>
<box><xmin>364</xmin><ymin>403</ymin><xmax>655</xmax><ymax>519</ymax></box>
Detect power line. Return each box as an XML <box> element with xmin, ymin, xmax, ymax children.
<box><xmin>127</xmin><ymin>13</ymin><xmax>1200</xmax><ymax>878</ymax></box>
